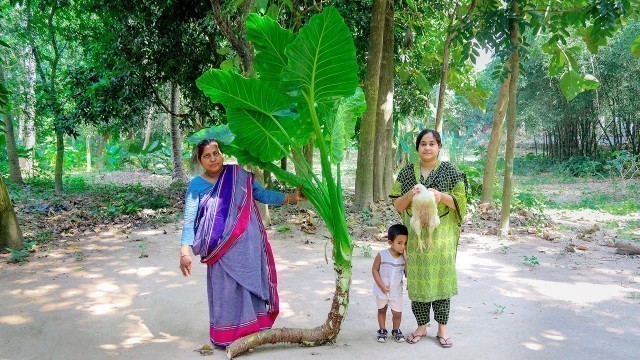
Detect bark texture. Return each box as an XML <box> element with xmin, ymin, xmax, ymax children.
<box><xmin>0</xmin><ymin>177</ymin><xmax>24</xmax><ymax>251</ymax></box>
<box><xmin>169</xmin><ymin>83</ymin><xmax>185</xmax><ymax>183</ymax></box>
<box><xmin>354</xmin><ymin>0</ymin><xmax>388</xmax><ymax>210</ymax></box>
<box><xmin>1</xmin><ymin>60</ymin><xmax>25</xmax><ymax>186</ymax></box>
<box><xmin>480</xmin><ymin>72</ymin><xmax>511</xmax><ymax>205</ymax></box>
<box><xmin>498</xmin><ymin>1</ymin><xmax>520</xmax><ymax>237</ymax></box>
<box><xmin>373</xmin><ymin>0</ymin><xmax>394</xmax><ymax>201</ymax></box>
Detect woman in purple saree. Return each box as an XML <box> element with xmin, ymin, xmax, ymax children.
<box><xmin>179</xmin><ymin>139</ymin><xmax>304</xmax><ymax>347</ymax></box>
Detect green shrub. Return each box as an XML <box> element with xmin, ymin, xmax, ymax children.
<box><xmin>458</xmin><ymin>163</ymin><xmax>483</xmax><ymax>199</ymax></box>
<box><xmin>556</xmin><ymin>156</ymin><xmax>604</xmax><ymax>177</ymax></box>
<box><xmin>514</xmin><ymin>153</ymin><xmax>553</xmax><ymax>175</ymax></box>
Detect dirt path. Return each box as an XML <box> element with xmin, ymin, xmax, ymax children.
<box><xmin>1</xmin><ymin>215</ymin><xmax>639</xmax><ymax>360</ymax></box>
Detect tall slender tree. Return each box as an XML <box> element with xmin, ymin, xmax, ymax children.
<box><xmin>373</xmin><ymin>0</ymin><xmax>395</xmax><ymax>201</ymax></box>
<box><xmin>354</xmin><ymin>0</ymin><xmax>387</xmax><ymax>210</ymax></box>
<box><xmin>0</xmin><ymin>57</ymin><xmax>25</xmax><ymax>185</ymax></box>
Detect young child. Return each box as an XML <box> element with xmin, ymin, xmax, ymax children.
<box><xmin>372</xmin><ymin>224</ymin><xmax>408</xmax><ymax>343</ymax></box>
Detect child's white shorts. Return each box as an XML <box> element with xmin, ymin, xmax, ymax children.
<box><xmin>376</xmin><ymin>297</ymin><xmax>402</xmax><ymax>312</ymax></box>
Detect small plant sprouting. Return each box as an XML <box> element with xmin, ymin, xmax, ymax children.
<box><xmin>138</xmin><ymin>241</ymin><xmax>148</xmax><ymax>258</ymax></box>
<box><xmin>522</xmin><ymin>255</ymin><xmax>540</xmax><ymax>267</ymax></box>
<box><xmin>277</xmin><ymin>224</ymin><xmax>291</xmax><ymax>233</ymax></box>
<box><xmin>74</xmin><ymin>251</ymin><xmax>85</xmax><ymax>262</ymax></box>
<box><xmin>5</xmin><ymin>241</ymin><xmax>38</xmax><ymax>264</ymax></box>
<box><xmin>360</xmin><ymin>244</ymin><xmax>373</xmax><ymax>258</ymax></box>
<box><xmin>493</xmin><ymin>303</ymin><xmax>506</xmax><ymax>314</ymax></box>
<box><xmin>500</xmin><ymin>245</ymin><xmax>510</xmax><ymax>254</ymax></box>
<box><xmin>628</xmin><ymin>291</ymin><xmax>640</xmax><ymax>300</ymax></box>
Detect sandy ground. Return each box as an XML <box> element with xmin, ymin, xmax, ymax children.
<box><xmin>2</xmin><ymin>214</ymin><xmax>640</xmax><ymax>360</ymax></box>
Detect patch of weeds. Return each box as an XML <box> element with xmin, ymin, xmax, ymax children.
<box><xmin>358</xmin><ymin>243</ymin><xmax>373</xmax><ymax>258</ymax></box>
<box><xmin>359</xmin><ymin>208</ymin><xmax>373</xmax><ymax>221</ymax></box>
<box><xmin>628</xmin><ymin>291</ymin><xmax>640</xmax><ymax>300</ymax></box>
<box><xmin>96</xmin><ymin>183</ymin><xmax>172</xmax><ymax>217</ymax></box>
<box><xmin>6</xmin><ymin>248</ymin><xmax>30</xmax><ymax>263</ymax></box>
<box><xmin>548</xmin><ymin>190</ymin><xmax>640</xmax><ymax>215</ymax></box>
<box><xmin>500</xmin><ymin>245</ymin><xmax>510</xmax><ymax>254</ymax></box>
<box><xmin>492</xmin><ymin>303</ymin><xmax>506</xmax><ymax>314</ymax></box>
<box><xmin>277</xmin><ymin>224</ymin><xmax>291</xmax><ymax>233</ymax></box>
<box><xmin>25</xmin><ymin>230</ymin><xmax>54</xmax><ymax>244</ymax></box>
<box><xmin>74</xmin><ymin>251</ymin><xmax>84</xmax><ymax>262</ymax></box>
<box><xmin>5</xmin><ymin>241</ymin><xmax>37</xmax><ymax>263</ymax></box>
<box><xmin>522</xmin><ymin>255</ymin><xmax>540</xmax><ymax>267</ymax></box>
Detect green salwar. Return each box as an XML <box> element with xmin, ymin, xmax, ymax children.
<box><xmin>390</xmin><ymin>161</ymin><xmax>467</xmax><ymax>305</ymax></box>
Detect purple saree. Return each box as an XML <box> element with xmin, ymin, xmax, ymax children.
<box><xmin>192</xmin><ymin>165</ymin><xmax>279</xmax><ymax>347</ymax></box>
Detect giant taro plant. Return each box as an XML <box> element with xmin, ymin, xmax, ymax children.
<box><xmin>194</xmin><ymin>7</ymin><xmax>366</xmax><ymax>358</ymax></box>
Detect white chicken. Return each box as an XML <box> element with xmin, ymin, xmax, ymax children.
<box><xmin>410</xmin><ymin>184</ymin><xmax>440</xmax><ymax>251</ymax></box>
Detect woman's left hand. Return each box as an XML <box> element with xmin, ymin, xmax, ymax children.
<box><xmin>293</xmin><ymin>185</ymin><xmax>306</xmax><ymax>202</ymax></box>
<box><xmin>428</xmin><ymin>188</ymin><xmax>442</xmax><ymax>203</ymax></box>
<box><xmin>285</xmin><ymin>185</ymin><xmax>307</xmax><ymax>204</ymax></box>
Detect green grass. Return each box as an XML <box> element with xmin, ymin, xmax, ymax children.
<box><xmin>515</xmin><ymin>172</ymin><xmax>640</xmax><ymax>215</ymax></box>
<box><xmin>547</xmin><ymin>193</ymin><xmax>640</xmax><ymax>215</ymax></box>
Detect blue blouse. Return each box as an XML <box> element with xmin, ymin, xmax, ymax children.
<box><xmin>180</xmin><ymin>174</ymin><xmax>286</xmax><ymax>245</ymax></box>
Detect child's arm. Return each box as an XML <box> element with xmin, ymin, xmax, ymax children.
<box><xmin>372</xmin><ymin>253</ymin><xmax>390</xmax><ymax>294</ymax></box>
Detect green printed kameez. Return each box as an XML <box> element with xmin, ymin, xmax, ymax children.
<box><xmin>390</xmin><ymin>161</ymin><xmax>467</xmax><ymax>303</ymax></box>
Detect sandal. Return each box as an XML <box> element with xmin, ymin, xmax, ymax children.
<box><xmin>376</xmin><ymin>329</ymin><xmax>388</xmax><ymax>343</ymax></box>
<box><xmin>436</xmin><ymin>335</ymin><xmax>453</xmax><ymax>348</ymax></box>
<box><xmin>406</xmin><ymin>332</ymin><xmax>425</xmax><ymax>344</ymax></box>
<box><xmin>391</xmin><ymin>329</ymin><xmax>405</xmax><ymax>343</ymax></box>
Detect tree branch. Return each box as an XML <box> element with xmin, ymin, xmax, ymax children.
<box><xmin>150</xmin><ymin>84</ymin><xmax>188</xmax><ymax>118</ymax></box>
<box><xmin>209</xmin><ymin>0</ymin><xmax>254</xmax><ymax>75</ymax></box>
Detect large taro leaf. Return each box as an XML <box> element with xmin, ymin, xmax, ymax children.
<box><xmin>246</xmin><ymin>13</ymin><xmax>295</xmax><ymax>83</ymax></box>
<box><xmin>226</xmin><ymin>107</ymin><xmax>296</xmax><ymax>162</ymax></box>
<box><xmin>196</xmin><ymin>70</ymin><xmax>305</xmax><ymax>162</ymax></box>
<box><xmin>281</xmin><ymin>6</ymin><xmax>359</xmax><ymax>107</ymax></box>
<box><xmin>326</xmin><ymin>87</ymin><xmax>365</xmax><ymax>163</ymax></box>
<box><xmin>197</xmin><ymin>70</ymin><xmax>291</xmax><ymax>114</ymax></box>
<box><xmin>185</xmin><ymin>124</ymin><xmax>236</xmax><ymax>146</ymax></box>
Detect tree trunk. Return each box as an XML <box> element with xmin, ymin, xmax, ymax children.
<box><xmin>23</xmin><ymin>43</ymin><xmax>37</xmax><ymax>165</ymax></box>
<box><xmin>1</xmin><ymin>60</ymin><xmax>25</xmax><ymax>186</ymax></box>
<box><xmin>354</xmin><ymin>0</ymin><xmax>387</xmax><ymax>210</ymax></box>
<box><xmin>498</xmin><ymin>1</ymin><xmax>519</xmax><ymax>237</ymax></box>
<box><xmin>143</xmin><ymin>103</ymin><xmax>155</xmax><ymax>149</ymax></box>
<box><xmin>373</xmin><ymin>0</ymin><xmax>394</xmax><ymax>201</ymax></box>
<box><xmin>169</xmin><ymin>82</ymin><xmax>185</xmax><ymax>183</ymax></box>
<box><xmin>304</xmin><ymin>141</ymin><xmax>314</xmax><ymax>172</ymax></box>
<box><xmin>434</xmin><ymin>0</ymin><xmax>477</xmax><ymax>133</ymax></box>
<box><xmin>85</xmin><ymin>126</ymin><xmax>92</xmax><ymax>172</ymax></box>
<box><xmin>480</xmin><ymin>72</ymin><xmax>510</xmax><ymax>205</ymax></box>
<box><xmin>54</xmin><ymin>129</ymin><xmax>64</xmax><ymax>193</ymax></box>
<box><xmin>0</xmin><ymin>177</ymin><xmax>24</xmax><ymax>251</ymax></box>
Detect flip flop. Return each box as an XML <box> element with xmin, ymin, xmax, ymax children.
<box><xmin>436</xmin><ymin>335</ymin><xmax>453</xmax><ymax>348</ymax></box>
<box><xmin>406</xmin><ymin>332</ymin><xmax>425</xmax><ymax>344</ymax></box>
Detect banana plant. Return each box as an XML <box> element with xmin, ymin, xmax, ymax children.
<box><xmin>194</xmin><ymin>7</ymin><xmax>365</xmax><ymax>357</ymax></box>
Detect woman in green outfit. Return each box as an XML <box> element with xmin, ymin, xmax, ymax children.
<box><xmin>390</xmin><ymin>129</ymin><xmax>467</xmax><ymax>348</ymax></box>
